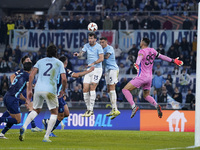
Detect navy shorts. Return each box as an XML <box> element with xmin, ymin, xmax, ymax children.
<box><xmin>58</xmin><ymin>97</ymin><xmax>67</xmax><ymax>113</ymax></box>
<box><xmin>3</xmin><ymin>94</ymin><xmax>20</xmax><ymax>114</ymax></box>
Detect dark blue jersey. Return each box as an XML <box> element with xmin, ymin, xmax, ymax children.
<box><xmin>57</xmin><ymin>69</ymin><xmax>73</xmax><ymax>95</ymax></box>
<box><xmin>7</xmin><ymin>71</ymin><xmax>29</xmax><ymax>99</ymax></box>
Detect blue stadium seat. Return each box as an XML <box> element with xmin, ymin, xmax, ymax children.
<box><xmin>77</xmin><ymin>59</ymin><xmax>85</xmax><ymax>65</ymax></box>
<box><xmin>70</xmin><ymin>59</ymin><xmax>77</xmax><ymax>65</ymax></box>
<box><xmin>139</xmin><ymin>3</ymin><xmax>145</xmax><ymax>9</ymax></box>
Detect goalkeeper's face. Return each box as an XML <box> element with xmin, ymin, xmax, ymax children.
<box><xmin>88</xmin><ymin>36</ymin><xmax>96</xmax><ymax>46</ymax></box>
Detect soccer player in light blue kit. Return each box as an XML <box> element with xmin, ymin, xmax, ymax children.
<box><xmin>74</xmin><ymin>32</ymin><xmax>104</xmax><ymax>117</ymax></box>
<box><xmin>100</xmin><ymin>37</ymin><xmax>120</xmax><ymax>120</ymax></box>
<box><xmin>19</xmin><ymin>45</ymin><xmax>67</xmax><ymax>142</ymax></box>
<box><xmin>42</xmin><ymin>56</ymin><xmax>94</xmax><ymax>137</ymax></box>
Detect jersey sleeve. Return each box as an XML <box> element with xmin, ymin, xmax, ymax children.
<box><xmin>82</xmin><ymin>44</ymin><xmax>87</xmax><ymax>52</ymax></box>
<box><xmin>106</xmin><ymin>46</ymin><xmax>113</xmax><ymax>55</ymax></box>
<box><xmin>152</xmin><ymin>48</ymin><xmax>159</xmax><ymax>57</ymax></box>
<box><xmin>59</xmin><ymin>62</ymin><xmax>66</xmax><ymax>74</ymax></box>
<box><xmin>138</xmin><ymin>49</ymin><xmax>144</xmax><ymax>56</ymax></box>
<box><xmin>98</xmin><ymin>45</ymin><xmax>104</xmax><ymax>55</ymax></box>
<box><xmin>66</xmin><ymin>69</ymin><xmax>74</xmax><ymax>77</ymax></box>
<box><xmin>34</xmin><ymin>60</ymin><xmax>39</xmax><ymax>69</ymax></box>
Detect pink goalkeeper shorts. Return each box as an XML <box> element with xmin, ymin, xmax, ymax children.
<box><xmin>130</xmin><ymin>76</ymin><xmax>152</xmax><ymax>90</ymax></box>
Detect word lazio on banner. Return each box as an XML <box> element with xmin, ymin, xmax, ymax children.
<box><xmin>119</xmin><ymin>30</ymin><xmax>197</xmax><ymax>51</ymax></box>
<box><xmin>13</xmin><ymin>30</ymin><xmax>116</xmax><ymax>51</ymax></box>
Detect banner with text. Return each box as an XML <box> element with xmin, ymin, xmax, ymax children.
<box><xmin>0</xmin><ymin>109</ymin><xmax>140</xmax><ymax>130</ymax></box>
<box><xmin>13</xmin><ymin>30</ymin><xmax>116</xmax><ymax>52</ymax></box>
<box><xmin>119</xmin><ymin>30</ymin><xmax>197</xmax><ymax>51</ymax></box>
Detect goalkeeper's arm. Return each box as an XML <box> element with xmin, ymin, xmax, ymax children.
<box><xmin>157</xmin><ymin>53</ymin><xmax>183</xmax><ymax>66</ymax></box>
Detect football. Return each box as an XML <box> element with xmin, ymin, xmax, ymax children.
<box><xmin>88</xmin><ymin>22</ymin><xmax>98</xmax><ymax>32</ymax></box>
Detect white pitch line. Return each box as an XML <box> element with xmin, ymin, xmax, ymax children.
<box><xmin>155</xmin><ymin>145</ymin><xmax>200</xmax><ymax>150</ymax></box>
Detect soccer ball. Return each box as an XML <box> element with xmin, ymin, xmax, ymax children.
<box><xmin>88</xmin><ymin>22</ymin><xmax>98</xmax><ymax>32</ymax></box>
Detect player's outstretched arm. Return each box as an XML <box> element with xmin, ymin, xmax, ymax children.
<box><xmin>88</xmin><ymin>53</ymin><xmax>104</xmax><ymax>67</ymax></box>
<box><xmin>73</xmin><ymin>51</ymin><xmax>85</xmax><ymax>57</ymax></box>
<box><xmin>158</xmin><ymin>54</ymin><xmax>183</xmax><ymax>66</ymax></box>
<box><xmin>71</xmin><ymin>66</ymin><xmax>95</xmax><ymax>78</ymax></box>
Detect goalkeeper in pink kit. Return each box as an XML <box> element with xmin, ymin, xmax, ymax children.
<box><xmin>122</xmin><ymin>38</ymin><xmax>183</xmax><ymax>118</ymax></box>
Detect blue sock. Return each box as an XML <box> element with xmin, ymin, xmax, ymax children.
<box><xmin>0</xmin><ymin>117</ymin><xmax>18</xmax><ymax>124</ymax></box>
<box><xmin>51</xmin><ymin>119</ymin><xmax>61</xmax><ymax>132</ymax></box>
<box><xmin>2</xmin><ymin>123</ymin><xmax>13</xmax><ymax>134</ymax></box>
<box><xmin>2</xmin><ymin>111</ymin><xmax>10</xmax><ymax>117</ymax></box>
<box><xmin>28</xmin><ymin>111</ymin><xmax>36</xmax><ymax>128</ymax></box>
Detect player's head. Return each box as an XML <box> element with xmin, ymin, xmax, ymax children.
<box><xmin>100</xmin><ymin>37</ymin><xmax>108</xmax><ymax>48</ymax></box>
<box><xmin>59</xmin><ymin>56</ymin><xmax>68</xmax><ymax>68</ymax></box>
<box><xmin>47</xmin><ymin>45</ymin><xmax>57</xmax><ymax>58</ymax></box>
<box><xmin>23</xmin><ymin>62</ymin><xmax>32</xmax><ymax>72</ymax></box>
<box><xmin>140</xmin><ymin>37</ymin><xmax>150</xmax><ymax>48</ymax></box>
<box><xmin>21</xmin><ymin>55</ymin><xmax>32</xmax><ymax>64</ymax></box>
<box><xmin>88</xmin><ymin>32</ymin><xmax>97</xmax><ymax>46</ymax></box>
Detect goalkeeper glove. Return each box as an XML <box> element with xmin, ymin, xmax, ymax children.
<box><xmin>134</xmin><ymin>63</ymin><xmax>139</xmax><ymax>72</ymax></box>
<box><xmin>173</xmin><ymin>57</ymin><xmax>183</xmax><ymax>66</ymax></box>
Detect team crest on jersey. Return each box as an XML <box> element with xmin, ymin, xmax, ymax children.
<box><xmin>100</xmin><ymin>31</ymin><xmax>113</xmax><ymax>45</ymax></box>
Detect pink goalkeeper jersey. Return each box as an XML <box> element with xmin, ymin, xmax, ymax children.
<box><xmin>136</xmin><ymin>47</ymin><xmax>158</xmax><ymax>78</ymax></box>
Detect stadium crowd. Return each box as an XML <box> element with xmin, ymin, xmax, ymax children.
<box><xmin>0</xmin><ymin>32</ymin><xmax>197</xmax><ymax>110</ymax></box>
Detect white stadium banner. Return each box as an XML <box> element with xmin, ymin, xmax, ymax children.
<box><xmin>13</xmin><ymin>30</ymin><xmax>116</xmax><ymax>51</ymax></box>
<box><xmin>119</xmin><ymin>30</ymin><xmax>197</xmax><ymax>51</ymax></box>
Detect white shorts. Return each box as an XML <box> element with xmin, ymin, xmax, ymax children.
<box><xmin>105</xmin><ymin>70</ymin><xmax>119</xmax><ymax>85</ymax></box>
<box><xmin>33</xmin><ymin>92</ymin><xmax>58</xmax><ymax>110</ymax></box>
<box><xmin>83</xmin><ymin>68</ymin><xmax>102</xmax><ymax>84</ymax></box>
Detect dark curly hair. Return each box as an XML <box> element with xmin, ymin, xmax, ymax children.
<box><xmin>47</xmin><ymin>45</ymin><xmax>57</xmax><ymax>57</ymax></box>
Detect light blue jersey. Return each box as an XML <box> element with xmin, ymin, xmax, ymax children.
<box><xmin>34</xmin><ymin>57</ymin><xmax>66</xmax><ymax>95</ymax></box>
<box><xmin>103</xmin><ymin>45</ymin><xmax>119</xmax><ymax>71</ymax></box>
<box><xmin>82</xmin><ymin>43</ymin><xmax>103</xmax><ymax>68</ymax></box>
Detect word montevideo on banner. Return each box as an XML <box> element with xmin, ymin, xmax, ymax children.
<box><xmin>13</xmin><ymin>30</ymin><xmax>116</xmax><ymax>51</ymax></box>
<box><xmin>119</xmin><ymin>30</ymin><xmax>197</xmax><ymax>51</ymax></box>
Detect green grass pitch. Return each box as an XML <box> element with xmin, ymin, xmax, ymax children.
<box><xmin>0</xmin><ymin>129</ymin><xmax>198</xmax><ymax>150</ymax></box>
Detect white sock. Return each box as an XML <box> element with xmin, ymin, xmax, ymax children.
<box><xmin>44</xmin><ymin>114</ymin><xmax>57</xmax><ymax>138</ymax></box>
<box><xmin>60</xmin><ymin>121</ymin><xmax>64</xmax><ymax>126</ymax></box>
<box><xmin>83</xmin><ymin>92</ymin><xmax>90</xmax><ymax>110</ymax></box>
<box><xmin>23</xmin><ymin>110</ymin><xmax>38</xmax><ymax>130</ymax></box>
<box><xmin>131</xmin><ymin>103</ymin><xmax>136</xmax><ymax>109</ymax></box>
<box><xmin>89</xmin><ymin>91</ymin><xmax>96</xmax><ymax>111</ymax></box>
<box><xmin>109</xmin><ymin>90</ymin><xmax>118</xmax><ymax>111</ymax></box>
<box><xmin>0</xmin><ymin>133</ymin><xmax>4</xmax><ymax>136</ymax></box>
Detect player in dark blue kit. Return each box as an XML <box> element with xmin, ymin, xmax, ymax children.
<box><xmin>42</xmin><ymin>56</ymin><xmax>94</xmax><ymax>137</ymax></box>
<box><xmin>12</xmin><ymin>56</ymin><xmax>42</xmax><ymax>132</ymax></box>
<box><xmin>0</xmin><ymin>61</ymin><xmax>32</xmax><ymax>139</ymax></box>
<box><xmin>0</xmin><ymin>56</ymin><xmax>42</xmax><ymax>134</ymax></box>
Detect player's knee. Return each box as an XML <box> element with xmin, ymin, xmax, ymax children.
<box><xmin>65</xmin><ymin>111</ymin><xmax>70</xmax><ymax>117</ymax></box>
<box><xmin>122</xmin><ymin>88</ymin><xmax>128</xmax><ymax>94</ymax></box>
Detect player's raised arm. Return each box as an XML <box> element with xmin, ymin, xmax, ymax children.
<box><xmin>73</xmin><ymin>50</ymin><xmax>85</xmax><ymax>57</ymax></box>
<box><xmin>156</xmin><ymin>52</ymin><xmax>183</xmax><ymax>66</ymax></box>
